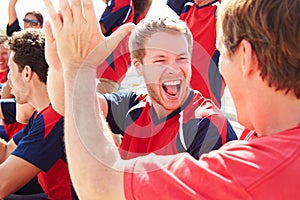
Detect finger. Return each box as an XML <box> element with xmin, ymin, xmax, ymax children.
<box><xmin>43</xmin><ymin>0</ymin><xmax>62</xmax><ymax>30</ymax></box>
<box><xmin>59</xmin><ymin>0</ymin><xmax>73</xmax><ymax>25</ymax></box>
<box><xmin>71</xmin><ymin>0</ymin><xmax>83</xmax><ymax>18</ymax></box>
<box><xmin>82</xmin><ymin>0</ymin><xmax>98</xmax><ymax>25</ymax></box>
<box><xmin>107</xmin><ymin>23</ymin><xmax>136</xmax><ymax>51</ymax></box>
<box><xmin>99</xmin><ymin>23</ymin><xmax>135</xmax><ymax>63</ymax></box>
<box><xmin>44</xmin><ymin>21</ymin><xmax>55</xmax><ymax>44</ymax></box>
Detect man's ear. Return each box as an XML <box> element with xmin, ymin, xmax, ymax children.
<box><xmin>132</xmin><ymin>58</ymin><xmax>143</xmax><ymax>76</ymax></box>
<box><xmin>22</xmin><ymin>65</ymin><xmax>33</xmax><ymax>81</ymax></box>
<box><xmin>240</xmin><ymin>39</ymin><xmax>259</xmax><ymax>78</ymax></box>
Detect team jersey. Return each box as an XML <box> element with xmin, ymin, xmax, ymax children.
<box><xmin>168</xmin><ymin>0</ymin><xmax>225</xmax><ymax>107</ymax></box>
<box><xmin>0</xmin><ymin>99</ymin><xmax>26</xmax><ymax>140</ymax></box>
<box><xmin>124</xmin><ymin>123</ymin><xmax>300</xmax><ymax>199</ymax></box>
<box><xmin>6</xmin><ymin>19</ymin><xmax>22</xmax><ymax>37</ymax></box>
<box><xmin>11</xmin><ymin>105</ymin><xmax>78</xmax><ymax>200</ymax></box>
<box><xmin>133</xmin><ymin>6</ymin><xmax>150</xmax><ymax>24</ymax></box>
<box><xmin>104</xmin><ymin>90</ymin><xmax>237</xmax><ymax>160</ymax></box>
<box><xmin>0</xmin><ymin>70</ymin><xmax>8</xmax><ymax>84</ymax></box>
<box><xmin>97</xmin><ymin>0</ymin><xmax>134</xmax><ymax>84</ymax></box>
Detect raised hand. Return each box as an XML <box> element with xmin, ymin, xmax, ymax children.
<box><xmin>44</xmin><ymin>21</ymin><xmax>62</xmax><ymax>72</ymax></box>
<box><xmin>43</xmin><ymin>0</ymin><xmax>135</xmax><ymax>71</ymax></box>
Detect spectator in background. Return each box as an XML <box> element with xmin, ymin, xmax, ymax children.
<box><xmin>0</xmin><ymin>29</ymin><xmax>78</xmax><ymax>200</ymax></box>
<box><xmin>0</xmin><ymin>35</ymin><xmax>9</xmax><ymax>86</ymax></box>
<box><xmin>43</xmin><ymin>0</ymin><xmax>300</xmax><ymax>199</ymax></box>
<box><xmin>133</xmin><ymin>0</ymin><xmax>152</xmax><ymax>24</ymax></box>
<box><xmin>7</xmin><ymin>0</ymin><xmax>43</xmax><ymax>36</ymax></box>
<box><xmin>167</xmin><ymin>0</ymin><xmax>224</xmax><ymax>108</ymax></box>
<box><xmin>96</xmin><ymin>0</ymin><xmax>152</xmax><ymax>93</ymax></box>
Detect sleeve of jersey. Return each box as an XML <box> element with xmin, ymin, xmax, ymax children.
<box><xmin>183</xmin><ymin>102</ymin><xmax>237</xmax><ymax>159</ymax></box>
<box><xmin>6</xmin><ymin>19</ymin><xmax>22</xmax><ymax>36</ymax></box>
<box><xmin>100</xmin><ymin>1</ymin><xmax>133</xmax><ymax>35</ymax></box>
<box><xmin>11</xmin><ymin>115</ymin><xmax>65</xmax><ymax>172</ymax></box>
<box><xmin>1</xmin><ymin>99</ymin><xmax>17</xmax><ymax>124</ymax></box>
<box><xmin>166</xmin><ymin>0</ymin><xmax>190</xmax><ymax>15</ymax></box>
<box><xmin>104</xmin><ymin>91</ymin><xmax>139</xmax><ymax>135</ymax></box>
<box><xmin>124</xmin><ymin>150</ymin><xmax>250</xmax><ymax>199</ymax></box>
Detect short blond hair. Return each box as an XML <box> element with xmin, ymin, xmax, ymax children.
<box><xmin>129</xmin><ymin>16</ymin><xmax>193</xmax><ymax>64</ymax></box>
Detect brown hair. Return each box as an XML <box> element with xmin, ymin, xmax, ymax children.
<box><xmin>25</xmin><ymin>11</ymin><xmax>44</xmax><ymax>25</ymax></box>
<box><xmin>8</xmin><ymin>29</ymin><xmax>48</xmax><ymax>84</ymax></box>
<box><xmin>217</xmin><ymin>0</ymin><xmax>300</xmax><ymax>98</ymax></box>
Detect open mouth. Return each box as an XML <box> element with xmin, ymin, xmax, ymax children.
<box><xmin>162</xmin><ymin>80</ymin><xmax>181</xmax><ymax>96</ymax></box>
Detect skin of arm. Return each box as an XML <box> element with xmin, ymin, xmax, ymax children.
<box><xmin>0</xmin><ymin>154</ymin><xmax>41</xmax><ymax>198</ymax></box>
<box><xmin>0</xmin><ymin>136</ymin><xmax>40</xmax><ymax>199</ymax></box>
<box><xmin>8</xmin><ymin>0</ymin><xmax>18</xmax><ymax>26</ymax></box>
<box><xmin>16</xmin><ymin>103</ymin><xmax>35</xmax><ymax>124</ymax></box>
<box><xmin>43</xmin><ymin>0</ymin><xmax>134</xmax><ymax>198</ymax></box>
<box><xmin>44</xmin><ymin>23</ymin><xmax>65</xmax><ymax>116</ymax></box>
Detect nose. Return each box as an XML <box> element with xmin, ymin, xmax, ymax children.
<box><xmin>165</xmin><ymin>61</ymin><xmax>182</xmax><ymax>74</ymax></box>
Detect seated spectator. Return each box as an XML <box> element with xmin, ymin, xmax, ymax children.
<box><xmin>7</xmin><ymin>0</ymin><xmax>43</xmax><ymax>36</ymax></box>
<box><xmin>0</xmin><ymin>29</ymin><xmax>78</xmax><ymax>200</ymax></box>
<box><xmin>0</xmin><ymin>35</ymin><xmax>9</xmax><ymax>88</ymax></box>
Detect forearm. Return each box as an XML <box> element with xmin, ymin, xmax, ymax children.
<box><xmin>47</xmin><ymin>68</ymin><xmax>65</xmax><ymax>115</ymax></box>
<box><xmin>8</xmin><ymin>0</ymin><xmax>18</xmax><ymax>25</ymax></box>
<box><xmin>0</xmin><ymin>138</ymin><xmax>7</xmax><ymax>163</ymax></box>
<box><xmin>63</xmin><ymin>66</ymin><xmax>125</xmax><ymax>199</ymax></box>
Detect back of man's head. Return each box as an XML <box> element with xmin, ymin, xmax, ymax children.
<box><xmin>217</xmin><ymin>0</ymin><xmax>300</xmax><ymax>98</ymax></box>
<box><xmin>8</xmin><ymin>28</ymin><xmax>48</xmax><ymax>84</ymax></box>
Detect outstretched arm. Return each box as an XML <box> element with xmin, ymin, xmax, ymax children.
<box><xmin>43</xmin><ymin>0</ymin><xmax>134</xmax><ymax>198</ymax></box>
<box><xmin>8</xmin><ymin>0</ymin><xmax>18</xmax><ymax>26</ymax></box>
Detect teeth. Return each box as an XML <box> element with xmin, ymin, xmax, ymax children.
<box><xmin>163</xmin><ymin>80</ymin><xmax>180</xmax><ymax>86</ymax></box>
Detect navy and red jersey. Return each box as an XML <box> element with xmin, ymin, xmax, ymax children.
<box><xmin>0</xmin><ymin>99</ymin><xmax>26</xmax><ymax>141</ymax></box>
<box><xmin>104</xmin><ymin>90</ymin><xmax>237</xmax><ymax>160</ymax></box>
<box><xmin>168</xmin><ymin>0</ymin><xmax>225</xmax><ymax>107</ymax></box>
<box><xmin>97</xmin><ymin>0</ymin><xmax>134</xmax><ymax>84</ymax></box>
<box><xmin>11</xmin><ymin>105</ymin><xmax>78</xmax><ymax>200</ymax></box>
<box><xmin>133</xmin><ymin>6</ymin><xmax>150</xmax><ymax>24</ymax></box>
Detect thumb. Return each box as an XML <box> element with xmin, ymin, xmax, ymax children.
<box><xmin>104</xmin><ymin>23</ymin><xmax>136</xmax><ymax>57</ymax></box>
<box><xmin>82</xmin><ymin>23</ymin><xmax>136</xmax><ymax>69</ymax></box>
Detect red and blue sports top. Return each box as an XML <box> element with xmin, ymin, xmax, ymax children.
<box><xmin>104</xmin><ymin>90</ymin><xmax>237</xmax><ymax>160</ymax></box>
<box><xmin>11</xmin><ymin>105</ymin><xmax>78</xmax><ymax>200</ymax></box>
<box><xmin>168</xmin><ymin>0</ymin><xmax>225</xmax><ymax>107</ymax></box>
<box><xmin>97</xmin><ymin>0</ymin><xmax>134</xmax><ymax>84</ymax></box>
<box><xmin>0</xmin><ymin>99</ymin><xmax>26</xmax><ymax>141</ymax></box>
<box><xmin>124</xmin><ymin>123</ymin><xmax>300</xmax><ymax>199</ymax></box>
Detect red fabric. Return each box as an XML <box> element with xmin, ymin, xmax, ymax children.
<box><xmin>2</xmin><ymin>120</ymin><xmax>26</xmax><ymax>140</ymax></box>
<box><xmin>0</xmin><ymin>71</ymin><xmax>8</xmax><ymax>84</ymax></box>
<box><xmin>239</xmin><ymin>129</ymin><xmax>257</xmax><ymax>141</ymax></box>
<box><xmin>180</xmin><ymin>1</ymin><xmax>225</xmax><ymax>107</ymax></box>
<box><xmin>38</xmin><ymin>159</ymin><xmax>73</xmax><ymax>200</ymax></box>
<box><xmin>125</xmin><ymin>123</ymin><xmax>300</xmax><ymax>199</ymax></box>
